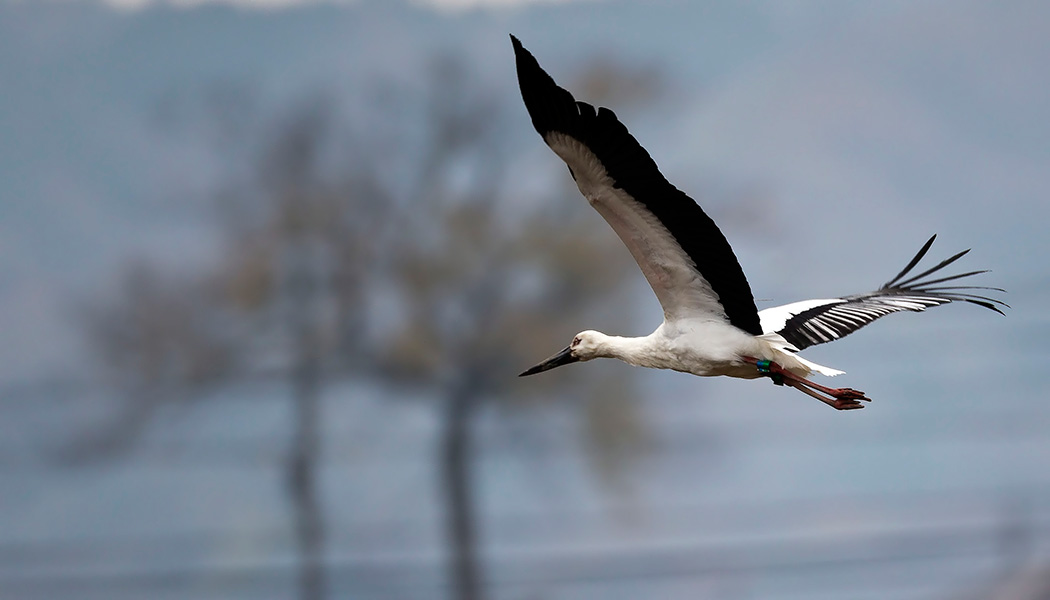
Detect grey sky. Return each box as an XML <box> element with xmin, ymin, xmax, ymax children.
<box><xmin>2</xmin><ymin>1</ymin><xmax>1048</xmax><ymax>598</ymax></box>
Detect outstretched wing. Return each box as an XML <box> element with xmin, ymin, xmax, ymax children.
<box><xmin>759</xmin><ymin>235</ymin><xmax>1007</xmax><ymax>351</ymax></box>
<box><xmin>511</xmin><ymin>35</ymin><xmax>762</xmax><ymax>334</ymax></box>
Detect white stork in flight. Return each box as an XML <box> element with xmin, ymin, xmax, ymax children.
<box><xmin>512</xmin><ymin>36</ymin><xmax>1006</xmax><ymax>410</ymax></box>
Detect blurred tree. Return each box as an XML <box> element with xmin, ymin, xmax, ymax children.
<box><xmin>376</xmin><ymin>56</ymin><xmax>671</xmax><ymax>600</ymax></box>
<box><xmin>83</xmin><ymin>97</ymin><xmax>372</xmax><ymax>600</ymax></box>
<box><xmin>79</xmin><ymin>53</ymin><xmax>664</xmax><ymax>600</ymax></box>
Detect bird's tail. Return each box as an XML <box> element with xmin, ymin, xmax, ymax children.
<box><xmin>760</xmin><ymin>333</ymin><xmax>845</xmax><ymax>377</ymax></box>
<box><xmin>792</xmin><ymin>354</ymin><xmax>845</xmax><ymax>377</ymax></box>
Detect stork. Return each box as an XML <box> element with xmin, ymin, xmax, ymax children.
<box><xmin>512</xmin><ymin>36</ymin><xmax>1005</xmax><ymax>410</ymax></box>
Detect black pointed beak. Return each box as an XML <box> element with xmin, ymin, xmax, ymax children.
<box><xmin>519</xmin><ymin>346</ymin><xmax>578</xmax><ymax>377</ymax></box>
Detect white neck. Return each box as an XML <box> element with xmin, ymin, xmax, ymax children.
<box><xmin>591</xmin><ymin>331</ymin><xmax>663</xmax><ymax>369</ymax></box>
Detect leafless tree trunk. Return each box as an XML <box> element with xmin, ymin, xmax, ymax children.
<box><xmin>442</xmin><ymin>383</ymin><xmax>482</xmax><ymax>600</ymax></box>
<box><xmin>285</xmin><ymin>243</ymin><xmax>326</xmax><ymax>600</ymax></box>
<box><xmin>288</xmin><ymin>342</ymin><xmax>325</xmax><ymax>600</ymax></box>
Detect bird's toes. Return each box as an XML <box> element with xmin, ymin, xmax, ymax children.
<box><xmin>832</xmin><ymin>399</ymin><xmax>866</xmax><ymax>410</ymax></box>
<box><xmin>834</xmin><ymin>388</ymin><xmax>870</xmax><ymax>402</ymax></box>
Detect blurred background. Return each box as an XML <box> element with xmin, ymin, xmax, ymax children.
<box><xmin>2</xmin><ymin>0</ymin><xmax>1049</xmax><ymax>599</ymax></box>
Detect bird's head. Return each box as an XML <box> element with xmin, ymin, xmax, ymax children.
<box><xmin>519</xmin><ymin>330</ymin><xmax>605</xmax><ymax>377</ymax></box>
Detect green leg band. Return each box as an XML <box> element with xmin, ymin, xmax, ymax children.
<box><xmin>756</xmin><ymin>360</ymin><xmax>783</xmax><ymax>385</ymax></box>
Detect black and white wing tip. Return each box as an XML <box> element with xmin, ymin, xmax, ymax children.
<box><xmin>765</xmin><ymin>235</ymin><xmax>1008</xmax><ymax>351</ymax></box>
<box><xmin>877</xmin><ymin>234</ymin><xmax>1007</xmax><ymax>314</ymax></box>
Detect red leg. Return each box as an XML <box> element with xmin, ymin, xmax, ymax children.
<box><xmin>742</xmin><ymin>356</ymin><xmax>870</xmax><ymax>410</ymax></box>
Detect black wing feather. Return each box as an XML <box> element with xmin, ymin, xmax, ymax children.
<box><xmin>511</xmin><ymin>35</ymin><xmax>762</xmax><ymax>335</ymax></box>
<box><xmin>776</xmin><ymin>235</ymin><xmax>1007</xmax><ymax>351</ymax></box>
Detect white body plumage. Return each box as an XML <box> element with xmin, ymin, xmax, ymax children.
<box><xmin>572</xmin><ymin>320</ymin><xmax>840</xmax><ymax>381</ymax></box>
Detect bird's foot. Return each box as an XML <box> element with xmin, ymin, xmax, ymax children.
<box><xmin>827</xmin><ymin>387</ymin><xmax>870</xmax><ymax>402</ymax></box>
<box><xmin>828</xmin><ymin>397</ymin><xmax>866</xmax><ymax>411</ymax></box>
<box><xmin>790</xmin><ymin>382</ymin><xmax>867</xmax><ymax>410</ymax></box>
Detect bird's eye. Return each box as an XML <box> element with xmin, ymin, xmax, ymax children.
<box><xmin>572</xmin><ymin>337</ymin><xmax>581</xmax><ymax>347</ymax></box>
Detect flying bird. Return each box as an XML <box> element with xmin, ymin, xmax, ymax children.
<box><xmin>511</xmin><ymin>36</ymin><xmax>1006</xmax><ymax>410</ymax></box>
